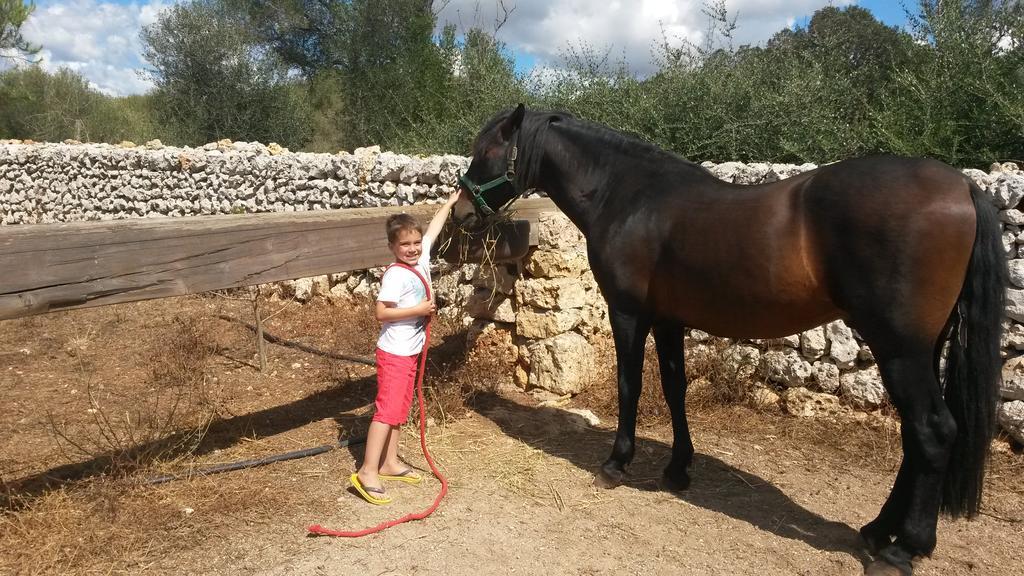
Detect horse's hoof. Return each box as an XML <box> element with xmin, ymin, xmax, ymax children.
<box><xmin>595</xmin><ymin>467</ymin><xmax>624</xmax><ymax>489</ymax></box>
<box><xmin>859</xmin><ymin>526</ymin><xmax>891</xmax><ymax>557</ymax></box>
<box><xmin>660</xmin><ymin>469</ymin><xmax>691</xmax><ymax>492</ymax></box>
<box><xmin>864</xmin><ymin>559</ymin><xmax>911</xmax><ymax>576</ymax></box>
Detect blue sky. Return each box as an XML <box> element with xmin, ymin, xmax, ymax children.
<box><xmin>5</xmin><ymin>0</ymin><xmax>914</xmax><ymax>97</ymax></box>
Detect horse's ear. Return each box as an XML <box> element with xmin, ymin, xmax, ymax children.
<box><xmin>500</xmin><ymin>103</ymin><xmax>526</xmax><ymax>141</ymax></box>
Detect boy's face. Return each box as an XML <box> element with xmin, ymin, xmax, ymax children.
<box><xmin>390</xmin><ymin>229</ymin><xmax>423</xmax><ymax>266</ymax></box>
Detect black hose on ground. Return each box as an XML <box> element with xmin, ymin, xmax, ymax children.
<box><xmin>144</xmin><ymin>435</ymin><xmax>367</xmax><ymax>485</ymax></box>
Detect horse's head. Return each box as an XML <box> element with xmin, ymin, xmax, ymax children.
<box><xmin>453</xmin><ymin>103</ymin><xmax>527</xmax><ymax>229</ymax></box>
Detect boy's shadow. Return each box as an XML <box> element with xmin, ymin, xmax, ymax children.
<box><xmin>473</xmin><ymin>391</ymin><xmax>868</xmax><ymax>562</ymax></box>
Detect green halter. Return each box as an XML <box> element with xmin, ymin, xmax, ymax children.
<box><xmin>458</xmin><ymin>133</ymin><xmax>520</xmax><ymax>217</ymax></box>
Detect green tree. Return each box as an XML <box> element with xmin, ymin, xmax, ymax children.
<box><xmin>0</xmin><ymin>66</ymin><xmax>157</xmax><ymax>143</ymax></box>
<box><xmin>0</xmin><ymin>0</ymin><xmax>40</xmax><ymax>62</ymax></box>
<box><xmin>769</xmin><ymin>7</ymin><xmax>919</xmax><ymax>158</ymax></box>
<box><xmin>875</xmin><ymin>0</ymin><xmax>1024</xmax><ymax>165</ymax></box>
<box><xmin>393</xmin><ymin>24</ymin><xmax>526</xmax><ymax>153</ymax></box>
<box><xmin>229</xmin><ymin>0</ymin><xmax>525</xmax><ymax>153</ymax></box>
<box><xmin>140</xmin><ymin>0</ymin><xmax>311</xmax><ymax>147</ymax></box>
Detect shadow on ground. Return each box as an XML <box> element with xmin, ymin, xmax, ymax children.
<box><xmin>472</xmin><ymin>390</ymin><xmax>869</xmax><ymax>563</ymax></box>
<box><xmin>3</xmin><ymin>373</ymin><xmax>375</xmax><ymax>504</ymax></box>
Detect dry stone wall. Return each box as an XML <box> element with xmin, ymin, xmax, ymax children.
<box><xmin>0</xmin><ymin>139</ymin><xmax>469</xmax><ymax>224</ymax></box>
<box><xmin>2</xmin><ymin>140</ymin><xmax>1023</xmax><ymax>442</ymax></box>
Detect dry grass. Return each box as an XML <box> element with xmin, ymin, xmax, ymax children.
<box><xmin>47</xmin><ymin>318</ymin><xmax>221</xmax><ymax>479</ymax></box>
<box><xmin>0</xmin><ymin>468</ymin><xmax>299</xmax><ymax>574</ymax></box>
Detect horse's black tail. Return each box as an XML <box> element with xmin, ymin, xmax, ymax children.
<box><xmin>940</xmin><ymin>182</ymin><xmax>1006</xmax><ymax>518</ymax></box>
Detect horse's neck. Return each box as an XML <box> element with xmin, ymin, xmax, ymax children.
<box><xmin>534</xmin><ymin>125</ymin><xmax>614</xmax><ymax>237</ymax></box>
<box><xmin>536</xmin><ymin>123</ymin><xmax>709</xmax><ymax>237</ymax></box>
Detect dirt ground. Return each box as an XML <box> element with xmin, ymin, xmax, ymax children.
<box><xmin>1</xmin><ymin>295</ymin><xmax>1022</xmax><ymax>576</ymax></box>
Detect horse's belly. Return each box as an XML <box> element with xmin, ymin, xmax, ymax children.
<box><xmin>682</xmin><ymin>299</ymin><xmax>841</xmax><ymax>339</ymax></box>
<box><xmin>653</xmin><ymin>282</ymin><xmax>839</xmax><ymax>340</ymax></box>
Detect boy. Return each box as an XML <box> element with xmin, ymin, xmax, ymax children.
<box><xmin>351</xmin><ymin>189</ymin><xmax>462</xmax><ymax>505</ymax></box>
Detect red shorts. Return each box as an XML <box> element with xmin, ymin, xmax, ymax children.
<box><xmin>373</xmin><ymin>348</ymin><xmax>420</xmax><ymax>425</ymax></box>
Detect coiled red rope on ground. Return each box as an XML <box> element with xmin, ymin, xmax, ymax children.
<box><xmin>307</xmin><ymin>265</ymin><xmax>447</xmax><ymax>537</ymax></box>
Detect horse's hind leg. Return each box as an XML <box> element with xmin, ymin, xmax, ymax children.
<box><xmin>652</xmin><ymin>320</ymin><xmax>693</xmax><ymax>490</ymax></box>
<box><xmin>861</xmin><ymin>337</ymin><xmax>949</xmax><ymax>557</ymax></box>
<box><xmin>597</xmin><ymin>306</ymin><xmax>652</xmax><ymax>489</ymax></box>
<box><xmin>864</xmin><ymin>350</ymin><xmax>956</xmax><ymax>575</ymax></box>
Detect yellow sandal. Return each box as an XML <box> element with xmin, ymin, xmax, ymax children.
<box><xmin>350</xmin><ymin>473</ymin><xmax>392</xmax><ymax>505</ymax></box>
<box><xmin>379</xmin><ymin>468</ymin><xmax>423</xmax><ymax>485</ymax></box>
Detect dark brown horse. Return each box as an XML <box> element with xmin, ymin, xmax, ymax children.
<box><xmin>453</xmin><ymin>104</ymin><xmax>1005</xmax><ymax>575</ymax></box>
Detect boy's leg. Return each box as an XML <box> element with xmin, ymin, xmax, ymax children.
<box><xmin>357</xmin><ymin>421</ymin><xmax>392</xmax><ymax>490</ymax></box>
<box><xmin>373</xmin><ymin>349</ymin><xmax>419</xmax><ymax>478</ymax></box>
<box><xmin>380</xmin><ymin>424</ymin><xmax>403</xmax><ymax>475</ymax></box>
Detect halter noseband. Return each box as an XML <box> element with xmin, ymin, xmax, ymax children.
<box><xmin>458</xmin><ymin>130</ymin><xmax>521</xmax><ymax>217</ymax></box>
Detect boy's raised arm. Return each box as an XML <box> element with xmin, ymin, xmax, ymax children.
<box><xmin>423</xmin><ymin>189</ymin><xmax>463</xmax><ymax>244</ymax></box>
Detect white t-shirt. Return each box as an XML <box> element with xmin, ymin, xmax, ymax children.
<box><xmin>376</xmin><ymin>236</ymin><xmax>433</xmax><ymax>356</ymax></box>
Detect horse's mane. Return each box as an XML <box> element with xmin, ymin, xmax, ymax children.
<box><xmin>477</xmin><ymin>107</ymin><xmax>709</xmax><ymax>193</ymax></box>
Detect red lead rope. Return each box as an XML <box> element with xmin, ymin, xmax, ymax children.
<box><xmin>307</xmin><ymin>262</ymin><xmax>448</xmax><ymax>537</ymax></box>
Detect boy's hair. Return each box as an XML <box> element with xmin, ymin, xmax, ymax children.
<box><xmin>385</xmin><ymin>213</ymin><xmax>423</xmax><ymax>244</ymax></box>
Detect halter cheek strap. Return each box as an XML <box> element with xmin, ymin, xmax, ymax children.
<box><xmin>458</xmin><ymin>131</ymin><xmax>521</xmax><ymax>217</ymax></box>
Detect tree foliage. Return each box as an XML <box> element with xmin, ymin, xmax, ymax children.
<box><xmin>0</xmin><ymin>0</ymin><xmax>40</xmax><ymax>62</ymax></box>
<box><xmin>0</xmin><ymin>66</ymin><xmax>157</xmax><ymax>142</ymax></box>
<box><xmin>140</xmin><ymin>0</ymin><xmax>310</xmax><ymax>147</ymax></box>
<box><xmin>228</xmin><ymin>0</ymin><xmax>524</xmax><ymax>152</ymax></box>
<box><xmin>876</xmin><ymin>0</ymin><xmax>1024</xmax><ymax>164</ymax></box>
<box><xmin>530</xmin><ymin>1</ymin><xmax>1021</xmax><ymax>168</ymax></box>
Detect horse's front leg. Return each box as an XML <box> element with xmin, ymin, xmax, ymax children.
<box><xmin>652</xmin><ymin>320</ymin><xmax>693</xmax><ymax>491</ymax></box>
<box><xmin>596</xmin><ymin>306</ymin><xmax>651</xmax><ymax>489</ymax></box>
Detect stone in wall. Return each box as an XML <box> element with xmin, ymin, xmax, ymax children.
<box><xmin>963</xmin><ymin>163</ymin><xmax>1024</xmax><ymax>209</ymax></box>
<box><xmin>526</xmin><ymin>331</ymin><xmax>594</xmax><ymax>396</ymax></box>
<box><xmin>1003</xmin><ymin>322</ymin><xmax>1024</xmax><ymax>351</ymax></box>
<box><xmin>1000</xmin><ymin>356</ymin><xmax>1024</xmax><ymax>401</ymax></box>
<box><xmin>466</xmin><ymin>289</ymin><xmax>516</xmax><ymax>323</ymax></box>
<box><xmin>761</xmin><ymin>348</ymin><xmax>814</xmax><ymax>388</ymax></box>
<box><xmin>781</xmin><ymin>387</ymin><xmax>848</xmax><ymax>418</ymax></box>
<box><xmin>812</xmin><ymin>361</ymin><xmax>841</xmax><ymax>394</ymax></box>
<box><xmin>1006</xmin><ymin>289</ymin><xmax>1024</xmax><ymax>323</ymax></box>
<box><xmin>524</xmin><ymin>248</ymin><xmax>589</xmax><ymax>278</ymax></box>
<box><xmin>516</xmin><ymin>277</ymin><xmax>586</xmax><ymax>310</ymax></box>
<box><xmin>577</xmin><ymin>270</ymin><xmax>610</xmax><ymax>336</ymax></box>
<box><xmin>282</xmin><ymin>276</ymin><xmax>330</xmax><ymax>303</ymax></box>
<box><xmin>826</xmin><ymin>321</ymin><xmax>860</xmax><ymax>369</ymax></box>
<box><xmin>800</xmin><ymin>326</ymin><xmax>827</xmax><ymax>360</ymax></box>
<box><xmin>998</xmin><ymin>400</ymin><xmax>1024</xmax><ymax>444</ymax></box>
<box><xmin>536</xmin><ymin>212</ymin><xmax>585</xmax><ymax>250</ymax></box>
<box><xmin>1009</xmin><ymin>260</ymin><xmax>1024</xmax><ymax>288</ymax></box>
<box><xmin>516</xmin><ymin>307</ymin><xmax>582</xmax><ymax>339</ymax></box>
<box><xmin>721</xmin><ymin>344</ymin><xmax>761</xmax><ymax>381</ymax></box>
<box><xmin>840</xmin><ymin>366</ymin><xmax>887</xmax><ymax>409</ymax></box>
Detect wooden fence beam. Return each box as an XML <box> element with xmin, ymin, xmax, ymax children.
<box><xmin>0</xmin><ymin>198</ymin><xmax>556</xmax><ymax>320</ymax></box>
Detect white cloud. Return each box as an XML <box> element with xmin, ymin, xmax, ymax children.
<box><xmin>15</xmin><ymin>0</ymin><xmax>173</xmax><ymax>96</ymax></box>
<box><xmin>437</xmin><ymin>0</ymin><xmax>856</xmax><ymax>76</ymax></box>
